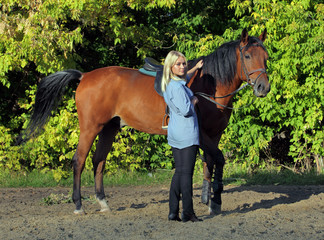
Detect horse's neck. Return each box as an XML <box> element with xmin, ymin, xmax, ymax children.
<box><xmin>216</xmin><ymin>77</ymin><xmax>243</xmax><ymax>99</ymax></box>
<box><xmin>189</xmin><ymin>73</ymin><xmax>243</xmax><ymax>101</ymax></box>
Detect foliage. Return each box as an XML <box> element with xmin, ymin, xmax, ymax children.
<box><xmin>0</xmin><ymin>0</ymin><xmax>83</xmax><ymax>87</ymax></box>
<box><xmin>0</xmin><ymin>0</ymin><xmax>323</xmax><ymax>181</ymax></box>
<box><xmin>218</xmin><ymin>0</ymin><xmax>324</xmax><ymax>171</ymax></box>
<box><xmin>0</xmin><ymin>0</ymin><xmax>179</xmax><ymax>180</ymax></box>
<box><xmin>87</xmin><ymin>127</ymin><xmax>174</xmax><ymax>175</ymax></box>
<box><xmin>176</xmin><ymin>0</ymin><xmax>323</xmax><ymax>172</ymax></box>
<box><xmin>105</xmin><ymin>127</ymin><xmax>173</xmax><ymax>173</ymax></box>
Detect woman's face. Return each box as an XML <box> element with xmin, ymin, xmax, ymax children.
<box><xmin>171</xmin><ymin>56</ymin><xmax>187</xmax><ymax>77</ymax></box>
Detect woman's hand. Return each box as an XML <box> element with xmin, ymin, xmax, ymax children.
<box><xmin>191</xmin><ymin>96</ymin><xmax>199</xmax><ymax>106</ymax></box>
<box><xmin>187</xmin><ymin>59</ymin><xmax>204</xmax><ymax>79</ymax></box>
<box><xmin>195</xmin><ymin>59</ymin><xmax>203</xmax><ymax>70</ymax></box>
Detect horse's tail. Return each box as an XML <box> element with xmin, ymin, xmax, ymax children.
<box><xmin>17</xmin><ymin>69</ymin><xmax>83</xmax><ymax>144</ymax></box>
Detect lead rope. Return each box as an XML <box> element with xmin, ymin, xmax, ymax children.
<box><xmin>195</xmin><ymin>83</ymin><xmax>256</xmax><ymax>110</ymax></box>
<box><xmin>195</xmin><ymin>92</ymin><xmax>256</xmax><ymax>110</ymax></box>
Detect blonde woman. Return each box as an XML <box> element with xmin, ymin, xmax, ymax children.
<box><xmin>161</xmin><ymin>50</ymin><xmax>203</xmax><ymax>222</ymax></box>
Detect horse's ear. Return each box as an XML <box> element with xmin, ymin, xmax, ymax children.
<box><xmin>240</xmin><ymin>28</ymin><xmax>249</xmax><ymax>45</ymax></box>
<box><xmin>259</xmin><ymin>28</ymin><xmax>267</xmax><ymax>42</ymax></box>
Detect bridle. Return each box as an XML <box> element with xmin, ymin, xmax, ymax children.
<box><xmin>239</xmin><ymin>43</ymin><xmax>267</xmax><ymax>87</ymax></box>
<box><xmin>195</xmin><ymin>43</ymin><xmax>267</xmax><ymax>110</ymax></box>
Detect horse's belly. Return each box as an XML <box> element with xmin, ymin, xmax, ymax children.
<box><xmin>120</xmin><ymin>114</ymin><xmax>167</xmax><ymax>135</ymax></box>
<box><xmin>117</xmin><ymin>99</ymin><xmax>167</xmax><ymax>135</ymax></box>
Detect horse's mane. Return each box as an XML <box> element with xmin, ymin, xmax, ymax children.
<box><xmin>188</xmin><ymin>36</ymin><xmax>266</xmax><ymax>86</ymax></box>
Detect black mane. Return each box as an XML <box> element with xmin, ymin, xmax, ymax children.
<box><xmin>188</xmin><ymin>36</ymin><xmax>266</xmax><ymax>86</ymax></box>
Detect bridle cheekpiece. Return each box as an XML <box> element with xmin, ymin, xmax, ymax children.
<box><xmin>239</xmin><ymin>43</ymin><xmax>267</xmax><ymax>86</ymax></box>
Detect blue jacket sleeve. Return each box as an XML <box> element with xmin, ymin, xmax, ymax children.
<box><xmin>169</xmin><ymin>85</ymin><xmax>194</xmax><ymax>117</ymax></box>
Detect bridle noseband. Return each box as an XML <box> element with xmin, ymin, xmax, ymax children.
<box><xmin>195</xmin><ymin>43</ymin><xmax>267</xmax><ymax>110</ymax></box>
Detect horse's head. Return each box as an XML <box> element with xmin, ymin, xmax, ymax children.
<box><xmin>238</xmin><ymin>29</ymin><xmax>270</xmax><ymax>97</ymax></box>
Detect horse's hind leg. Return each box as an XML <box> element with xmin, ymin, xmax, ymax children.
<box><xmin>73</xmin><ymin>127</ymin><xmax>101</xmax><ymax>214</ymax></box>
<box><xmin>92</xmin><ymin>117</ymin><xmax>120</xmax><ymax>212</ymax></box>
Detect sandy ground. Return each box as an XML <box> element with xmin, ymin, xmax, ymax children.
<box><xmin>0</xmin><ymin>184</ymin><xmax>323</xmax><ymax>240</ymax></box>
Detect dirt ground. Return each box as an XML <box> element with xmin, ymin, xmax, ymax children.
<box><xmin>1</xmin><ymin>184</ymin><xmax>323</xmax><ymax>240</ymax></box>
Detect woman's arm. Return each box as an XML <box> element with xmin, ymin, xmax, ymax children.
<box><xmin>169</xmin><ymin>84</ymin><xmax>194</xmax><ymax>117</ymax></box>
<box><xmin>187</xmin><ymin>59</ymin><xmax>203</xmax><ymax>79</ymax></box>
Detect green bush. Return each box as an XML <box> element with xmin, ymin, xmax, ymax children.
<box><xmin>0</xmin><ymin>0</ymin><xmax>323</xmax><ymax>179</ymax></box>
<box><xmin>177</xmin><ymin>0</ymin><xmax>324</xmax><ymax>171</ymax></box>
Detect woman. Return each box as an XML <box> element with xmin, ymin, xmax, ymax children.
<box><xmin>161</xmin><ymin>50</ymin><xmax>203</xmax><ymax>222</ymax></box>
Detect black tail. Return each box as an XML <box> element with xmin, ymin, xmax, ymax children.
<box><xmin>17</xmin><ymin>69</ymin><xmax>82</xmax><ymax>144</ymax></box>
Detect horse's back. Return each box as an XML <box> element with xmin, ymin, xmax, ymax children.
<box><xmin>75</xmin><ymin>66</ymin><xmax>167</xmax><ymax>135</ymax></box>
<box><xmin>78</xmin><ymin>66</ymin><xmax>154</xmax><ymax>93</ymax></box>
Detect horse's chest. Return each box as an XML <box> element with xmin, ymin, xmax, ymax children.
<box><xmin>202</xmin><ymin>109</ymin><xmax>230</xmax><ymax>134</ymax></box>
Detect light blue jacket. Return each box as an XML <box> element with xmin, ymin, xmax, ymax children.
<box><xmin>163</xmin><ymin>78</ymin><xmax>199</xmax><ymax>149</ymax></box>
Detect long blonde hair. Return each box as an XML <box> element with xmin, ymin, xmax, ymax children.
<box><xmin>161</xmin><ymin>51</ymin><xmax>188</xmax><ymax>92</ymax></box>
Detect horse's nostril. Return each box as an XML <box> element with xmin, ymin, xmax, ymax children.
<box><xmin>257</xmin><ymin>83</ymin><xmax>264</xmax><ymax>93</ymax></box>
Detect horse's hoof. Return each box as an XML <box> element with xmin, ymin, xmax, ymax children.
<box><xmin>97</xmin><ymin>198</ymin><xmax>111</xmax><ymax>213</ymax></box>
<box><xmin>209</xmin><ymin>201</ymin><xmax>221</xmax><ymax>215</ymax></box>
<box><xmin>99</xmin><ymin>207</ymin><xmax>111</xmax><ymax>213</ymax></box>
<box><xmin>74</xmin><ymin>208</ymin><xmax>85</xmax><ymax>215</ymax></box>
<box><xmin>201</xmin><ymin>179</ymin><xmax>211</xmax><ymax>205</ymax></box>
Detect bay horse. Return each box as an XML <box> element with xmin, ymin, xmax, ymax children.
<box><xmin>21</xmin><ymin>29</ymin><xmax>270</xmax><ymax>214</ymax></box>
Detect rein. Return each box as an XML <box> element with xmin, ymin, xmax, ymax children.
<box><xmin>195</xmin><ymin>43</ymin><xmax>266</xmax><ymax>110</ymax></box>
<box><xmin>195</xmin><ymin>83</ymin><xmax>256</xmax><ymax>110</ymax></box>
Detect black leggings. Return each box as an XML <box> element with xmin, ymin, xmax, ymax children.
<box><xmin>169</xmin><ymin>145</ymin><xmax>198</xmax><ymax>216</ymax></box>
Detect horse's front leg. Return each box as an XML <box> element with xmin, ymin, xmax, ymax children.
<box><xmin>200</xmin><ymin>131</ymin><xmax>224</xmax><ymax>215</ymax></box>
<box><xmin>201</xmin><ymin>150</ymin><xmax>224</xmax><ymax>215</ymax></box>
<box><xmin>201</xmin><ymin>154</ymin><xmax>214</xmax><ymax>205</ymax></box>
<box><xmin>209</xmin><ymin>148</ymin><xmax>225</xmax><ymax>215</ymax></box>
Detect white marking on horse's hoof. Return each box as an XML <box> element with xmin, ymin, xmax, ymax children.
<box><xmin>201</xmin><ymin>179</ymin><xmax>211</xmax><ymax>205</ymax></box>
<box><xmin>97</xmin><ymin>198</ymin><xmax>111</xmax><ymax>213</ymax></box>
<box><xmin>208</xmin><ymin>207</ymin><xmax>218</xmax><ymax>215</ymax></box>
<box><xmin>209</xmin><ymin>201</ymin><xmax>221</xmax><ymax>215</ymax></box>
<box><xmin>74</xmin><ymin>208</ymin><xmax>85</xmax><ymax>215</ymax></box>
<box><xmin>99</xmin><ymin>207</ymin><xmax>111</xmax><ymax>213</ymax></box>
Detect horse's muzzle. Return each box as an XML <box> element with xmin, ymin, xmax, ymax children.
<box><xmin>253</xmin><ymin>78</ymin><xmax>271</xmax><ymax>97</ymax></box>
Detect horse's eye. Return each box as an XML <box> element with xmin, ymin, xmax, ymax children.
<box><xmin>245</xmin><ymin>54</ymin><xmax>251</xmax><ymax>59</ymax></box>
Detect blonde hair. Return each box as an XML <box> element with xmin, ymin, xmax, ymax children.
<box><xmin>161</xmin><ymin>51</ymin><xmax>188</xmax><ymax>92</ymax></box>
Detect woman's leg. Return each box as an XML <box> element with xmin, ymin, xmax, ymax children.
<box><xmin>179</xmin><ymin>145</ymin><xmax>198</xmax><ymax>216</ymax></box>
<box><xmin>171</xmin><ymin>145</ymin><xmax>197</xmax><ymax>216</ymax></box>
<box><xmin>169</xmin><ymin>173</ymin><xmax>181</xmax><ymax>215</ymax></box>
<box><xmin>169</xmin><ymin>147</ymin><xmax>181</xmax><ymax>216</ymax></box>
